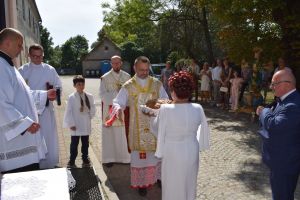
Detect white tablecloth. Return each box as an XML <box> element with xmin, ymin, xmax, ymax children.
<box><xmin>1</xmin><ymin>168</ymin><xmax>70</xmax><ymax>200</ymax></box>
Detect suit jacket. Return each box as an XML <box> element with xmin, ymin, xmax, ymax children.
<box><xmin>259</xmin><ymin>90</ymin><xmax>300</xmax><ymax>173</ymax></box>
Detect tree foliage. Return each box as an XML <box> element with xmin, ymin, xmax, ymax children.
<box><xmin>102</xmin><ymin>0</ymin><xmax>162</xmax><ymax>62</ymax></box>
<box><xmin>48</xmin><ymin>45</ymin><xmax>62</xmax><ymax>68</ymax></box>
<box><xmin>207</xmin><ymin>0</ymin><xmax>282</xmax><ymax>63</ymax></box>
<box><xmin>157</xmin><ymin>2</ymin><xmax>216</xmax><ymax>63</ymax></box>
<box><xmin>271</xmin><ymin>0</ymin><xmax>300</xmax><ymax>89</ymax></box>
<box><xmin>208</xmin><ymin>0</ymin><xmax>300</xmax><ymax>88</ymax></box>
<box><xmin>101</xmin><ymin>0</ymin><xmax>219</xmax><ymax>63</ymax></box>
<box><xmin>39</xmin><ymin>25</ymin><xmax>54</xmax><ymax>63</ymax></box>
<box><xmin>61</xmin><ymin>35</ymin><xmax>89</xmax><ymax>74</ymax></box>
<box><xmin>120</xmin><ymin>41</ymin><xmax>143</xmax><ymax>66</ymax></box>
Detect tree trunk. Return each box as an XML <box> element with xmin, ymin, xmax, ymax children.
<box><xmin>201</xmin><ymin>7</ymin><xmax>214</xmax><ymax>65</ymax></box>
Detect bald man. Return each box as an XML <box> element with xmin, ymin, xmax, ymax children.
<box><xmin>256</xmin><ymin>70</ymin><xmax>300</xmax><ymax>200</ymax></box>
<box><xmin>0</xmin><ymin>28</ymin><xmax>55</xmax><ymax>173</ymax></box>
<box><xmin>99</xmin><ymin>55</ymin><xmax>131</xmax><ymax>167</ymax></box>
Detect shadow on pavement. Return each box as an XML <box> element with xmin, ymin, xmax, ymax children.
<box><xmin>203</xmin><ymin>103</ymin><xmax>300</xmax><ymax>199</ymax></box>
<box><xmin>101</xmin><ymin>103</ymin><xmax>300</xmax><ymax>199</ymax></box>
<box><xmin>102</xmin><ymin>163</ymin><xmax>162</xmax><ymax>200</ymax></box>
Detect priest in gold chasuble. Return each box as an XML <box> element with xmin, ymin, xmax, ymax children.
<box><xmin>113</xmin><ymin>56</ymin><xmax>168</xmax><ymax>196</ymax></box>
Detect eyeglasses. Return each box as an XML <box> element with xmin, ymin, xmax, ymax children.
<box><xmin>270</xmin><ymin>80</ymin><xmax>291</xmax><ymax>88</ymax></box>
<box><xmin>30</xmin><ymin>54</ymin><xmax>43</xmax><ymax>59</ymax></box>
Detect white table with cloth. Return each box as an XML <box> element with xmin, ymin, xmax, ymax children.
<box><xmin>0</xmin><ymin>168</ymin><xmax>73</xmax><ymax>200</ymax></box>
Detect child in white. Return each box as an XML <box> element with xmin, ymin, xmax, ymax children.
<box><xmin>229</xmin><ymin>70</ymin><xmax>244</xmax><ymax>111</ymax></box>
<box><xmin>63</xmin><ymin>75</ymin><xmax>96</xmax><ymax>167</ymax></box>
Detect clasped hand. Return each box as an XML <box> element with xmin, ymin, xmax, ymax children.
<box><xmin>47</xmin><ymin>88</ymin><xmax>56</xmax><ymax>101</ymax></box>
<box><xmin>256</xmin><ymin>106</ymin><xmax>264</xmax><ymax>116</ymax></box>
<box><xmin>27</xmin><ymin>122</ymin><xmax>40</xmax><ymax>134</ymax></box>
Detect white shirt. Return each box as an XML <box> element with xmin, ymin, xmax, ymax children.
<box><xmin>113</xmin><ymin>76</ymin><xmax>168</xmax><ymax>110</ymax></box>
<box><xmin>281</xmin><ymin>89</ymin><xmax>296</xmax><ymax>101</ymax></box>
<box><xmin>211</xmin><ymin>66</ymin><xmax>223</xmax><ymax>81</ymax></box>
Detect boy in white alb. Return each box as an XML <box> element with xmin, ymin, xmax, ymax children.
<box><xmin>63</xmin><ymin>75</ymin><xmax>96</xmax><ymax>167</ymax></box>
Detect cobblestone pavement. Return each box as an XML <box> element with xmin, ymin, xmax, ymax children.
<box><xmin>57</xmin><ymin>76</ymin><xmax>300</xmax><ymax>200</ymax></box>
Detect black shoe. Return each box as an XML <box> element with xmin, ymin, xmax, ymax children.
<box><xmin>67</xmin><ymin>160</ymin><xmax>76</xmax><ymax>168</ymax></box>
<box><xmin>157</xmin><ymin>179</ymin><xmax>162</xmax><ymax>188</ymax></box>
<box><xmin>103</xmin><ymin>163</ymin><xmax>113</xmax><ymax>168</ymax></box>
<box><xmin>138</xmin><ymin>188</ymin><xmax>147</xmax><ymax>196</ymax></box>
<box><xmin>82</xmin><ymin>158</ymin><xmax>91</xmax><ymax>166</ymax></box>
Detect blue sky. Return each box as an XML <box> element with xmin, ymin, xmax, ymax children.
<box><xmin>35</xmin><ymin>0</ymin><xmax>114</xmax><ymax>48</ymax></box>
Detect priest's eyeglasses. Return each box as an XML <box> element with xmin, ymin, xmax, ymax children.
<box><xmin>270</xmin><ymin>80</ymin><xmax>291</xmax><ymax>88</ymax></box>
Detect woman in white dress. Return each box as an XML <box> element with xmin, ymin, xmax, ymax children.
<box><xmin>151</xmin><ymin>71</ymin><xmax>210</xmax><ymax>200</ymax></box>
<box><xmin>200</xmin><ymin>62</ymin><xmax>212</xmax><ymax>102</ymax></box>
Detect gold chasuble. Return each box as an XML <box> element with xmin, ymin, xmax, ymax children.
<box><xmin>124</xmin><ymin>75</ymin><xmax>162</xmax><ymax>152</ymax></box>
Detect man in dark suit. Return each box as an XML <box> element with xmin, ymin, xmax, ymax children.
<box><xmin>256</xmin><ymin>69</ymin><xmax>300</xmax><ymax>200</ymax></box>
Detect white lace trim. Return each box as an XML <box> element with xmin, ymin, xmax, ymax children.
<box><xmin>67</xmin><ymin>169</ymin><xmax>76</xmax><ymax>190</ymax></box>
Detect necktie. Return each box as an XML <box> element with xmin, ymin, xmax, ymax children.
<box><xmin>265</xmin><ymin>97</ymin><xmax>280</xmax><ymax>111</ymax></box>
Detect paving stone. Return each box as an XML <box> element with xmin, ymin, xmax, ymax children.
<box><xmin>57</xmin><ymin>77</ymin><xmax>300</xmax><ymax>200</ymax></box>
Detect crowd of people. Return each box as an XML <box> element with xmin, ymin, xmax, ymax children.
<box><xmin>173</xmin><ymin>56</ymin><xmax>292</xmax><ymax>115</ymax></box>
<box><xmin>1</xmin><ymin>27</ymin><xmax>300</xmax><ymax>200</ymax></box>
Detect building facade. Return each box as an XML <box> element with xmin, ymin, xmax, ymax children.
<box><xmin>82</xmin><ymin>37</ymin><xmax>131</xmax><ymax>77</ymax></box>
<box><xmin>0</xmin><ymin>0</ymin><xmax>41</xmax><ymax>67</ymax></box>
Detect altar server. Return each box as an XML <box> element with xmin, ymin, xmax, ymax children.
<box><xmin>0</xmin><ymin>28</ymin><xmax>56</xmax><ymax>173</ymax></box>
<box><xmin>19</xmin><ymin>44</ymin><xmax>62</xmax><ymax>169</ymax></box>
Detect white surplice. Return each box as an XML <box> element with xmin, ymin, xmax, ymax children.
<box><xmin>113</xmin><ymin>76</ymin><xmax>169</xmax><ymax>187</ymax></box>
<box><xmin>19</xmin><ymin>62</ymin><xmax>62</xmax><ymax>169</ymax></box>
<box><xmin>63</xmin><ymin>92</ymin><xmax>96</xmax><ymax>136</ymax></box>
<box><xmin>151</xmin><ymin>103</ymin><xmax>210</xmax><ymax>200</ymax></box>
<box><xmin>99</xmin><ymin>70</ymin><xmax>131</xmax><ymax>163</ymax></box>
<box><xmin>0</xmin><ymin>57</ymin><xmax>48</xmax><ymax>172</ymax></box>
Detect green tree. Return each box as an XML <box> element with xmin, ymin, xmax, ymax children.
<box><xmin>102</xmin><ymin>0</ymin><xmax>161</xmax><ymax>61</ymax></box>
<box><xmin>167</xmin><ymin>51</ymin><xmax>182</xmax><ymax>68</ymax></box>
<box><xmin>120</xmin><ymin>41</ymin><xmax>143</xmax><ymax>74</ymax></box>
<box><xmin>48</xmin><ymin>46</ymin><xmax>62</xmax><ymax>68</ymax></box>
<box><xmin>61</xmin><ymin>35</ymin><xmax>89</xmax><ymax>74</ymax></box>
<box><xmin>102</xmin><ymin>0</ymin><xmax>219</xmax><ymax>64</ymax></box>
<box><xmin>39</xmin><ymin>25</ymin><xmax>54</xmax><ymax>63</ymax></box>
<box><xmin>157</xmin><ymin>0</ymin><xmax>216</xmax><ymax>63</ymax></box>
<box><xmin>91</xmin><ymin>27</ymin><xmax>108</xmax><ymax>49</ymax></box>
<box><xmin>208</xmin><ymin>0</ymin><xmax>300</xmax><ymax>88</ymax></box>
<box><xmin>209</xmin><ymin>0</ymin><xmax>282</xmax><ymax>63</ymax></box>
